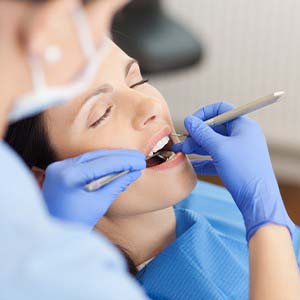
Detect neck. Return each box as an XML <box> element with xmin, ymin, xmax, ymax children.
<box><xmin>96</xmin><ymin>207</ymin><xmax>176</xmax><ymax>266</ymax></box>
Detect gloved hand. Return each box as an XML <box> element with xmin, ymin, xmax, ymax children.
<box><xmin>42</xmin><ymin>149</ymin><xmax>146</xmax><ymax>230</ymax></box>
<box><xmin>172</xmin><ymin>102</ymin><xmax>294</xmax><ymax>241</ymax></box>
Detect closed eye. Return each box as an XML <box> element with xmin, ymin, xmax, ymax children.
<box><xmin>130</xmin><ymin>79</ymin><xmax>149</xmax><ymax>89</ymax></box>
<box><xmin>90</xmin><ymin>79</ymin><xmax>149</xmax><ymax>128</ymax></box>
<box><xmin>90</xmin><ymin>105</ymin><xmax>113</xmax><ymax>128</ymax></box>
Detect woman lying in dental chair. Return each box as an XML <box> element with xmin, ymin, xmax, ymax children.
<box><xmin>6</xmin><ymin>38</ymin><xmax>300</xmax><ymax>299</ymax></box>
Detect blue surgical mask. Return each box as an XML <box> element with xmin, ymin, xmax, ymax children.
<box><xmin>9</xmin><ymin>7</ymin><xmax>110</xmax><ymax>123</ymax></box>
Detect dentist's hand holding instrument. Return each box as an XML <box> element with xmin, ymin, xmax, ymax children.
<box><xmin>172</xmin><ymin>99</ymin><xmax>295</xmax><ymax>241</ymax></box>
<box><xmin>42</xmin><ymin>149</ymin><xmax>146</xmax><ymax>230</ymax></box>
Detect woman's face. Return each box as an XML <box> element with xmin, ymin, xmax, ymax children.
<box><xmin>44</xmin><ymin>39</ymin><xmax>197</xmax><ymax>217</ymax></box>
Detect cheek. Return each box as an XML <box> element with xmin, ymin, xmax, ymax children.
<box><xmin>162</xmin><ymin>103</ymin><xmax>173</xmax><ymax>125</ymax></box>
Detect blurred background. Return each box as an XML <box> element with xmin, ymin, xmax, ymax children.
<box><xmin>113</xmin><ymin>0</ymin><xmax>300</xmax><ymax>223</ymax></box>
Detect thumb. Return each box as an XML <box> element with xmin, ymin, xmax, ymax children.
<box><xmin>184</xmin><ymin>115</ymin><xmax>222</xmax><ymax>152</ymax></box>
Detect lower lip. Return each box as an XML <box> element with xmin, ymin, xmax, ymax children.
<box><xmin>147</xmin><ymin>152</ymin><xmax>186</xmax><ymax>171</ymax></box>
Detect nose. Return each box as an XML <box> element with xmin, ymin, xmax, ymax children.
<box><xmin>131</xmin><ymin>91</ymin><xmax>163</xmax><ymax>131</ymax></box>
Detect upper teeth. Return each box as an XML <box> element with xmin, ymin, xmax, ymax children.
<box><xmin>148</xmin><ymin>136</ymin><xmax>169</xmax><ymax>157</ymax></box>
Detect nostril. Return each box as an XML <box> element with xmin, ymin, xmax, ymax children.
<box><xmin>144</xmin><ymin>115</ymin><xmax>156</xmax><ymax>126</ymax></box>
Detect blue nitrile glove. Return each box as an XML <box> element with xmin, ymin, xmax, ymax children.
<box><xmin>42</xmin><ymin>149</ymin><xmax>146</xmax><ymax>230</ymax></box>
<box><xmin>172</xmin><ymin>102</ymin><xmax>294</xmax><ymax>241</ymax></box>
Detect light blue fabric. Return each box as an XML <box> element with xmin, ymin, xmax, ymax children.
<box><xmin>177</xmin><ymin>181</ymin><xmax>300</xmax><ymax>264</ymax></box>
<box><xmin>0</xmin><ymin>141</ymin><xmax>147</xmax><ymax>300</ymax></box>
<box><xmin>137</xmin><ymin>208</ymin><xmax>249</xmax><ymax>299</ymax></box>
<box><xmin>137</xmin><ymin>182</ymin><xmax>300</xmax><ymax>300</ymax></box>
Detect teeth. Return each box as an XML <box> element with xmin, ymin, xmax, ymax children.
<box><xmin>156</xmin><ymin>151</ymin><xmax>176</xmax><ymax>162</ymax></box>
<box><xmin>148</xmin><ymin>136</ymin><xmax>169</xmax><ymax>157</ymax></box>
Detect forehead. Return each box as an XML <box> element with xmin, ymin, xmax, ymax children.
<box><xmin>45</xmin><ymin>40</ymin><xmax>129</xmax><ymax>122</ymax></box>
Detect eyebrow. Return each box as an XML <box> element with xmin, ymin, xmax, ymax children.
<box><xmin>74</xmin><ymin>59</ymin><xmax>138</xmax><ymax>121</ymax></box>
<box><xmin>81</xmin><ymin>59</ymin><xmax>137</xmax><ymax>107</ymax></box>
<box><xmin>73</xmin><ymin>84</ymin><xmax>112</xmax><ymax>121</ymax></box>
<box><xmin>85</xmin><ymin>85</ymin><xmax>112</xmax><ymax>104</ymax></box>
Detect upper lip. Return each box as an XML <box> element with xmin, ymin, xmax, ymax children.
<box><xmin>144</xmin><ymin>126</ymin><xmax>172</xmax><ymax>157</ymax></box>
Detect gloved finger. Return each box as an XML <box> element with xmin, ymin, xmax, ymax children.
<box><xmin>212</xmin><ymin>124</ymin><xmax>228</xmax><ymax>136</ymax></box>
<box><xmin>227</xmin><ymin>115</ymin><xmax>258</xmax><ymax>136</ymax></box>
<box><xmin>184</xmin><ymin>115</ymin><xmax>223</xmax><ymax>152</ymax></box>
<box><xmin>181</xmin><ymin>137</ymin><xmax>199</xmax><ymax>154</ymax></box>
<box><xmin>172</xmin><ymin>142</ymin><xmax>184</xmax><ymax>152</ymax></box>
<box><xmin>173</xmin><ymin>137</ymin><xmax>209</xmax><ymax>155</ymax></box>
<box><xmin>192</xmin><ymin>102</ymin><xmax>235</xmax><ymax>121</ymax></box>
<box><xmin>70</xmin><ymin>155</ymin><xmax>146</xmax><ymax>185</ymax></box>
<box><xmin>85</xmin><ymin>171</ymin><xmax>142</xmax><ymax>225</ymax></box>
<box><xmin>191</xmin><ymin>160</ymin><xmax>217</xmax><ymax>175</ymax></box>
<box><xmin>96</xmin><ymin>170</ymin><xmax>142</xmax><ymax>197</ymax></box>
<box><xmin>71</xmin><ymin>149</ymin><xmax>146</xmax><ymax>164</ymax></box>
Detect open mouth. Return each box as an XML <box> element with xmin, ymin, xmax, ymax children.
<box><xmin>146</xmin><ymin>135</ymin><xmax>176</xmax><ymax>168</ymax></box>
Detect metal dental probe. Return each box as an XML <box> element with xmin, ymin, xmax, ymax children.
<box><xmin>84</xmin><ymin>151</ymin><xmax>169</xmax><ymax>192</ymax></box>
<box><xmin>171</xmin><ymin>91</ymin><xmax>285</xmax><ymax>138</ymax></box>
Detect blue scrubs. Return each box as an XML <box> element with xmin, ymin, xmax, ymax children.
<box><xmin>0</xmin><ymin>141</ymin><xmax>147</xmax><ymax>300</ymax></box>
<box><xmin>137</xmin><ymin>181</ymin><xmax>300</xmax><ymax>300</ymax></box>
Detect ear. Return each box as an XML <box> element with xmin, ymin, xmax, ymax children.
<box><xmin>25</xmin><ymin>0</ymin><xmax>79</xmax><ymax>54</ymax></box>
<box><xmin>32</xmin><ymin>166</ymin><xmax>45</xmax><ymax>189</ymax></box>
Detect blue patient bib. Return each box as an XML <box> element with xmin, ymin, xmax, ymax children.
<box><xmin>137</xmin><ymin>208</ymin><xmax>249</xmax><ymax>299</ymax></box>
<box><xmin>177</xmin><ymin>181</ymin><xmax>300</xmax><ymax>263</ymax></box>
<box><xmin>136</xmin><ymin>181</ymin><xmax>300</xmax><ymax>300</ymax></box>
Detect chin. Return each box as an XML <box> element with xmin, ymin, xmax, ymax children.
<box><xmin>106</xmin><ymin>155</ymin><xmax>197</xmax><ymax>217</ymax></box>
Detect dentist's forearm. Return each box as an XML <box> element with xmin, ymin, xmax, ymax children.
<box><xmin>249</xmin><ymin>224</ymin><xmax>300</xmax><ymax>300</ymax></box>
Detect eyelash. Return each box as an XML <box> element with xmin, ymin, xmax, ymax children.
<box><xmin>130</xmin><ymin>79</ymin><xmax>149</xmax><ymax>89</ymax></box>
<box><xmin>90</xmin><ymin>79</ymin><xmax>149</xmax><ymax>128</ymax></box>
<box><xmin>90</xmin><ymin>105</ymin><xmax>113</xmax><ymax>128</ymax></box>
